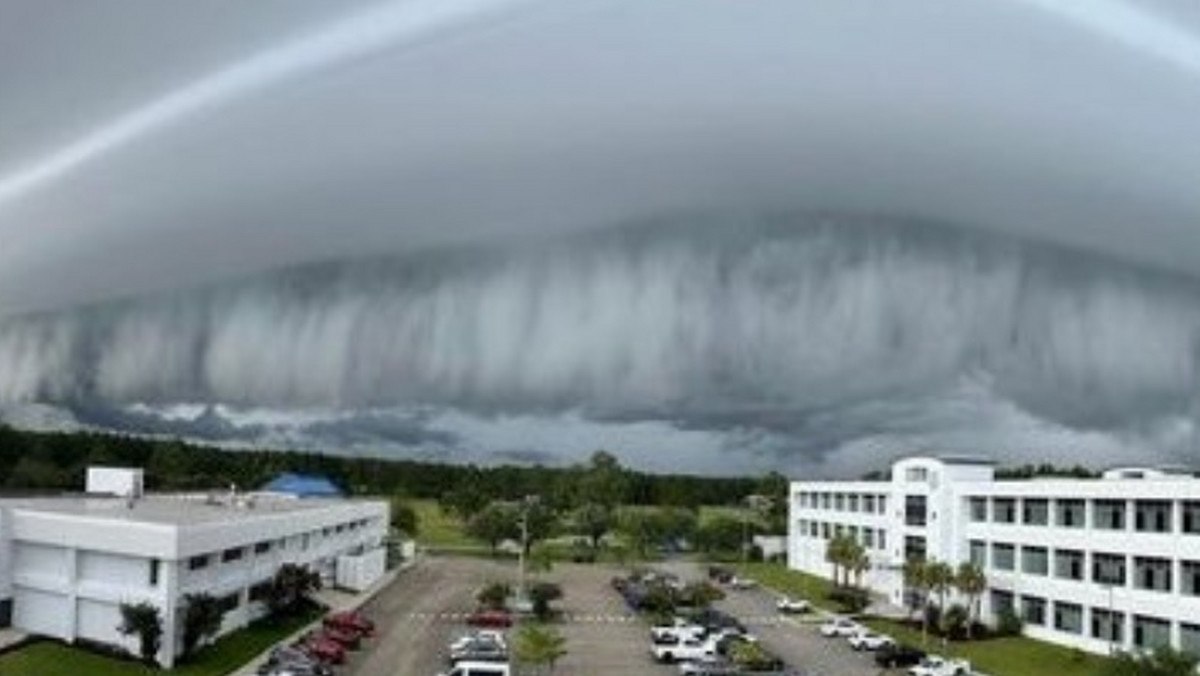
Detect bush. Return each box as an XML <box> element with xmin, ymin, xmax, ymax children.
<box><xmin>827</xmin><ymin>587</ymin><xmax>870</xmax><ymax>614</ymax></box>
<box><xmin>478</xmin><ymin>582</ymin><xmax>512</xmax><ymax>610</ymax></box>
<box><xmin>995</xmin><ymin>607</ymin><xmax>1024</xmax><ymax>637</ymax></box>
<box><xmin>529</xmin><ymin>582</ymin><xmax>563</xmax><ymax>621</ymax></box>
<box><xmin>940</xmin><ymin>604</ymin><xmax>969</xmax><ymax>640</ymax></box>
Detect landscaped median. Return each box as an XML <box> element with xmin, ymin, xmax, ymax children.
<box><xmin>0</xmin><ymin>609</ymin><xmax>319</xmax><ymax>676</ymax></box>
<box><xmin>735</xmin><ymin>562</ymin><xmax>1113</xmax><ymax>676</ymax></box>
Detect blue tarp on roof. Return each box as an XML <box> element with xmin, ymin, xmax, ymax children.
<box><xmin>262</xmin><ymin>472</ymin><xmax>344</xmax><ymax>497</ymax></box>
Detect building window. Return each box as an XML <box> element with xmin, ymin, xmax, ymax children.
<box><xmin>821</xmin><ymin>493</ymin><xmax>831</xmax><ymax>510</ymax></box>
<box><xmin>905</xmin><ymin>495</ymin><xmax>928</xmax><ymax>527</ymax></box>
<box><xmin>878</xmin><ymin>530</ymin><xmax>886</xmax><ymax>551</ymax></box>
<box><xmin>1022</xmin><ymin>499</ymin><xmax>1049</xmax><ymax>526</ymax></box>
<box><xmin>1183</xmin><ymin>561</ymin><xmax>1200</xmax><ymax>596</ymax></box>
<box><xmin>148</xmin><ymin>559</ymin><xmax>160</xmax><ymax>586</ymax></box>
<box><xmin>1094</xmin><ymin>500</ymin><xmax>1126</xmax><ymax>530</ymax></box>
<box><xmin>1134</xmin><ymin>557</ymin><xmax>1172</xmax><ymax>593</ymax></box>
<box><xmin>1092</xmin><ymin>609</ymin><xmax>1124</xmax><ymax>643</ymax></box>
<box><xmin>809</xmin><ymin>521</ymin><xmax>819</xmax><ymax>538</ymax></box>
<box><xmin>1133</xmin><ymin>615</ymin><xmax>1171</xmax><ymax>650</ymax></box>
<box><xmin>1054</xmin><ymin>549</ymin><xmax>1084</xmax><ymax>581</ymax></box>
<box><xmin>992</xmin><ymin>543</ymin><xmax>1015</xmax><ymax>571</ymax></box>
<box><xmin>821</xmin><ymin>523</ymin><xmax>830</xmax><ymax>539</ymax></box>
<box><xmin>904</xmin><ymin>535</ymin><xmax>927</xmax><ymax>562</ymax></box>
<box><xmin>864</xmin><ymin>495</ymin><xmax>875</xmax><ymax>513</ymax></box>
<box><xmin>222</xmin><ymin>547</ymin><xmax>244</xmax><ymax>563</ymax></box>
<box><xmin>1184</xmin><ymin>502</ymin><xmax>1200</xmax><ymax>534</ymax></box>
<box><xmin>878</xmin><ymin>496</ymin><xmax>887</xmax><ymax>514</ymax></box>
<box><xmin>188</xmin><ymin>555</ymin><xmax>209</xmax><ymax>571</ymax></box>
<box><xmin>969</xmin><ymin>540</ymin><xmax>987</xmax><ymax>567</ymax></box>
<box><xmin>1093</xmin><ymin>553</ymin><xmax>1127</xmax><ymax>586</ymax></box>
<box><xmin>1182</xmin><ymin>623</ymin><xmax>1200</xmax><ymax>657</ymax></box>
<box><xmin>254</xmin><ymin>541</ymin><xmax>271</xmax><ymax>555</ymax></box>
<box><xmin>863</xmin><ymin>528</ymin><xmax>875</xmax><ymax>548</ymax></box>
<box><xmin>835</xmin><ymin>493</ymin><xmax>845</xmax><ymax>511</ymax></box>
<box><xmin>848</xmin><ymin>494</ymin><xmax>859</xmax><ymax>512</ymax></box>
<box><xmin>990</xmin><ymin>589</ymin><xmax>1014</xmax><ymax>615</ymax></box>
<box><xmin>993</xmin><ymin>498</ymin><xmax>1016</xmax><ymax>524</ymax></box>
<box><xmin>1054</xmin><ymin>602</ymin><xmax>1083</xmax><ymax>634</ymax></box>
<box><xmin>1056</xmin><ymin>499</ymin><xmax>1085</xmax><ymax>528</ymax></box>
<box><xmin>906</xmin><ymin>467</ymin><xmax>929</xmax><ymax>483</ymax></box>
<box><xmin>1135</xmin><ymin>501</ymin><xmax>1172</xmax><ymax>533</ymax></box>
<box><xmin>1021</xmin><ymin>546</ymin><xmax>1049</xmax><ymax>576</ymax></box>
<box><xmin>969</xmin><ymin>498</ymin><xmax>987</xmax><ymax>522</ymax></box>
<box><xmin>1021</xmin><ymin>595</ymin><xmax>1046</xmax><ymax>626</ymax></box>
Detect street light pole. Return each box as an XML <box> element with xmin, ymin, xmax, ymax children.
<box><xmin>518</xmin><ymin>495</ymin><xmax>537</xmax><ymax>606</ymax></box>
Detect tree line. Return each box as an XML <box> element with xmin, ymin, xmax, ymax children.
<box><xmin>0</xmin><ymin>425</ymin><xmax>766</xmax><ymax>509</ymax></box>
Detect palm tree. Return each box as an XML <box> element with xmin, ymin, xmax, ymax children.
<box><xmin>954</xmin><ymin>562</ymin><xmax>987</xmax><ymax>640</ymax></box>
<box><xmin>925</xmin><ymin>561</ymin><xmax>955</xmax><ymax>647</ymax></box>
<box><xmin>847</xmin><ymin>544</ymin><xmax>870</xmax><ymax>589</ymax></box>
<box><xmin>514</xmin><ymin>624</ymin><xmax>568</xmax><ymax>675</ymax></box>
<box><xmin>903</xmin><ymin>558</ymin><xmax>932</xmax><ymax>643</ymax></box>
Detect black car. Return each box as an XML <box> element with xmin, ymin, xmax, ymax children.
<box><xmin>688</xmin><ymin>608</ymin><xmax>747</xmax><ymax>634</ymax></box>
<box><xmin>874</xmin><ymin>643</ymin><xmax>926</xmax><ymax>668</ymax></box>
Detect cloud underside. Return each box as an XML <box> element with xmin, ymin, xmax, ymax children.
<box><xmin>2</xmin><ymin>214</ymin><xmax>1198</xmax><ymax>474</ymax></box>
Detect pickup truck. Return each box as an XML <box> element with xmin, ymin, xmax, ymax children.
<box><xmin>908</xmin><ymin>655</ymin><xmax>972</xmax><ymax>676</ymax></box>
<box><xmin>651</xmin><ymin>636</ymin><xmax>717</xmax><ymax>663</ymax></box>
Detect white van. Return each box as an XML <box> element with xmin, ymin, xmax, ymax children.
<box><xmin>440</xmin><ymin>661</ymin><xmax>511</xmax><ymax>676</ymax></box>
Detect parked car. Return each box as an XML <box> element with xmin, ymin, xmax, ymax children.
<box><xmin>450</xmin><ymin>630</ymin><xmax>508</xmax><ymax>653</ymax></box>
<box><xmin>294</xmin><ymin>633</ymin><xmax>346</xmax><ymax>665</ymax></box>
<box><xmin>908</xmin><ymin>655</ymin><xmax>972</xmax><ymax>676</ymax></box>
<box><xmin>818</xmin><ymin>617</ymin><xmax>859</xmax><ymax>637</ymax></box>
<box><xmin>257</xmin><ymin>646</ymin><xmax>333</xmax><ymax>676</ymax></box>
<box><xmin>688</xmin><ymin>608</ymin><xmax>747</xmax><ymax>634</ymax></box>
<box><xmin>651</xmin><ymin>635</ymin><xmax>718</xmax><ymax>663</ymax></box>
<box><xmin>775</xmin><ymin>596</ymin><xmax>810</xmax><ymax>614</ymax></box>
<box><xmin>847</xmin><ymin>629</ymin><xmax>894</xmax><ymax>651</ymax></box>
<box><xmin>678</xmin><ymin>656</ymin><xmax>741</xmax><ymax>675</ymax></box>
<box><xmin>651</xmin><ymin>618</ymin><xmax>706</xmax><ymax>643</ymax></box>
<box><xmin>325</xmin><ymin>610</ymin><xmax>376</xmax><ymax>636</ymax></box>
<box><xmin>439</xmin><ymin>660</ymin><xmax>511</xmax><ymax>676</ymax></box>
<box><xmin>874</xmin><ymin>644</ymin><xmax>926</xmax><ymax>668</ymax></box>
<box><xmin>320</xmin><ymin>624</ymin><xmax>362</xmax><ymax>649</ymax></box>
<box><xmin>449</xmin><ymin>633</ymin><xmax>509</xmax><ymax>664</ymax></box>
<box><xmin>468</xmin><ymin>609</ymin><xmax>514</xmax><ymax>628</ymax></box>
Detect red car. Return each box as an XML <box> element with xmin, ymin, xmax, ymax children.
<box><xmin>467</xmin><ymin>609</ymin><xmax>514</xmax><ymax>628</ymax></box>
<box><xmin>320</xmin><ymin>625</ymin><xmax>362</xmax><ymax>649</ymax></box>
<box><xmin>325</xmin><ymin>610</ymin><xmax>376</xmax><ymax>637</ymax></box>
<box><xmin>295</xmin><ymin>632</ymin><xmax>346</xmax><ymax>664</ymax></box>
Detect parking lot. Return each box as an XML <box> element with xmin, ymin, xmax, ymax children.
<box><xmin>344</xmin><ymin>556</ymin><xmax>898</xmax><ymax>676</ymax></box>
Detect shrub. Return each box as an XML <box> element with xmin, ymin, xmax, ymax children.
<box><xmin>529</xmin><ymin>582</ymin><xmax>563</xmax><ymax>621</ymax></box>
<box><xmin>827</xmin><ymin>587</ymin><xmax>870</xmax><ymax>614</ymax></box>
<box><xmin>181</xmin><ymin>593</ymin><xmax>225</xmax><ymax>658</ymax></box>
<box><xmin>940</xmin><ymin>603</ymin><xmax>969</xmax><ymax>640</ymax></box>
<box><xmin>995</xmin><ymin>607</ymin><xmax>1024</xmax><ymax>637</ymax></box>
<box><xmin>117</xmin><ymin>601</ymin><xmax>163</xmax><ymax>665</ymax></box>
<box><xmin>477</xmin><ymin>582</ymin><xmax>512</xmax><ymax>610</ymax></box>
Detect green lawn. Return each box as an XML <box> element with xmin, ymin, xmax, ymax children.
<box><xmin>0</xmin><ymin>609</ymin><xmax>318</xmax><ymax>676</ymax></box>
<box><xmin>862</xmin><ymin>617</ymin><xmax>1110</xmax><ymax>676</ymax></box>
<box><xmin>410</xmin><ymin>498</ymin><xmax>484</xmax><ymax>549</ymax></box>
<box><xmin>735</xmin><ymin>561</ymin><xmax>1112</xmax><ymax>676</ymax></box>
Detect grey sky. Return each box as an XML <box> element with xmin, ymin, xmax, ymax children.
<box><xmin>2</xmin><ymin>0</ymin><xmax>1200</xmax><ymax>474</ymax></box>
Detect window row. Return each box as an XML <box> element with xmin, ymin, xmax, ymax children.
<box><xmin>969</xmin><ymin>540</ymin><xmax>1200</xmax><ymax>595</ymax></box>
<box><xmin>992</xmin><ymin>591</ymin><xmax>1200</xmax><ymax>652</ymax></box>
<box><xmin>188</xmin><ymin>518</ymin><xmax>376</xmax><ymax>571</ymax></box>
<box><xmin>968</xmin><ymin>497</ymin><xmax>1200</xmax><ymax>533</ymax></box>
<box><xmin>796</xmin><ymin>492</ymin><xmax>888</xmax><ymax>515</ymax></box>
<box><xmin>796</xmin><ymin>519</ymin><xmax>887</xmax><ymax>551</ymax></box>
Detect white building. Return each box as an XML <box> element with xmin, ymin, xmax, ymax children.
<box><xmin>0</xmin><ymin>469</ymin><xmax>388</xmax><ymax>667</ymax></box>
<box><xmin>789</xmin><ymin>455</ymin><xmax>1200</xmax><ymax>657</ymax></box>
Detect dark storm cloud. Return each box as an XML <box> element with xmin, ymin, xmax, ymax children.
<box><xmin>3</xmin><ymin>0</ymin><xmax>1200</xmax><ymax>473</ymax></box>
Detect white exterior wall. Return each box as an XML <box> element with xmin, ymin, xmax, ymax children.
<box><xmin>789</xmin><ymin>456</ymin><xmax>1200</xmax><ymax>657</ymax></box>
<box><xmin>86</xmin><ymin>467</ymin><xmax>144</xmax><ymax>496</ymax></box>
<box><xmin>0</xmin><ymin>494</ymin><xmax>388</xmax><ymax>667</ymax></box>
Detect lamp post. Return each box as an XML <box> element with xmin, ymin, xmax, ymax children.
<box><xmin>517</xmin><ymin>495</ymin><xmax>538</xmax><ymax>607</ymax></box>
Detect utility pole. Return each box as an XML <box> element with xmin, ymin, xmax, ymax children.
<box><xmin>517</xmin><ymin>495</ymin><xmax>538</xmax><ymax>607</ymax></box>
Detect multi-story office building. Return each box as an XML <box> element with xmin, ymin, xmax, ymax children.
<box><xmin>789</xmin><ymin>455</ymin><xmax>1200</xmax><ymax>656</ymax></box>
<box><xmin>0</xmin><ymin>468</ymin><xmax>389</xmax><ymax>666</ymax></box>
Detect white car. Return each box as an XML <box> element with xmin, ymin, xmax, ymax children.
<box><xmin>439</xmin><ymin>661</ymin><xmax>511</xmax><ymax>676</ymax></box>
<box><xmin>651</xmin><ymin>636</ymin><xmax>718</xmax><ymax>663</ymax></box>
<box><xmin>651</xmin><ymin>620</ymin><xmax>707</xmax><ymax>644</ymax></box>
<box><xmin>847</xmin><ymin>629</ymin><xmax>893</xmax><ymax>651</ymax></box>
<box><xmin>775</xmin><ymin>596</ymin><xmax>810</xmax><ymax>614</ymax></box>
<box><xmin>449</xmin><ymin>631</ymin><xmax>507</xmax><ymax>653</ymax></box>
<box><xmin>908</xmin><ymin>655</ymin><xmax>972</xmax><ymax>676</ymax></box>
<box><xmin>818</xmin><ymin>617</ymin><xmax>860</xmax><ymax>637</ymax></box>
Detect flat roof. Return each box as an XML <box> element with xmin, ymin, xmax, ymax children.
<box><xmin>0</xmin><ymin>492</ymin><xmax>377</xmax><ymax>527</ymax></box>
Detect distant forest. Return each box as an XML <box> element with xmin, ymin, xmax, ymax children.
<box><xmin>0</xmin><ymin>425</ymin><xmax>762</xmax><ymax>508</ymax></box>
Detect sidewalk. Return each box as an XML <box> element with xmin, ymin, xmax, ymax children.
<box><xmin>229</xmin><ymin>560</ymin><xmax>413</xmax><ymax>676</ymax></box>
<box><xmin>0</xmin><ymin>628</ymin><xmax>28</xmax><ymax>653</ymax></box>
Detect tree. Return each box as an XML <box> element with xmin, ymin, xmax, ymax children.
<box><xmin>478</xmin><ymin>582</ymin><xmax>512</xmax><ymax>610</ymax></box>
<box><xmin>467</xmin><ymin>503</ymin><xmax>519</xmax><ymax>554</ymax></box>
<box><xmin>513</xmin><ymin>624</ymin><xmax>568</xmax><ymax>675</ymax></box>
<box><xmin>389</xmin><ymin>497</ymin><xmax>419</xmax><ymax>537</ymax></box>
<box><xmin>617</xmin><ymin>509</ymin><xmax>667</xmax><ymax>557</ymax></box>
<box><xmin>847</xmin><ymin>544</ymin><xmax>870</xmax><ymax>589</ymax></box>
<box><xmin>902</xmin><ymin>558</ymin><xmax>930</xmax><ymax>636</ymax></box>
<box><xmin>265</xmin><ymin>563</ymin><xmax>322</xmax><ymax>616</ymax></box>
<box><xmin>574</xmin><ymin>503</ymin><xmax>613</xmax><ymax>551</ymax></box>
<box><xmin>825</xmin><ymin>534</ymin><xmax>859</xmax><ymax>588</ymax></box>
<box><xmin>954</xmin><ymin>562</ymin><xmax>986</xmax><ymax>640</ymax></box>
<box><xmin>528</xmin><ymin>582</ymin><xmax>564</xmax><ymax>621</ymax></box>
<box><xmin>1102</xmin><ymin>646</ymin><xmax>1200</xmax><ymax>676</ymax></box>
<box><xmin>696</xmin><ymin>515</ymin><xmax>747</xmax><ymax>554</ymax></box>
<box><xmin>117</xmin><ymin>601</ymin><xmax>163</xmax><ymax>664</ymax></box>
<box><xmin>941</xmin><ymin>603</ymin><xmax>970</xmax><ymax>640</ymax></box>
<box><xmin>577</xmin><ymin>450</ymin><xmax>629</xmax><ymax>509</ymax></box>
<box><xmin>925</xmin><ymin>560</ymin><xmax>955</xmax><ymax>644</ymax></box>
<box><xmin>521</xmin><ymin>500</ymin><xmax>558</xmax><ymax>557</ymax></box>
<box><xmin>181</xmin><ymin>593</ymin><xmax>225</xmax><ymax>657</ymax></box>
